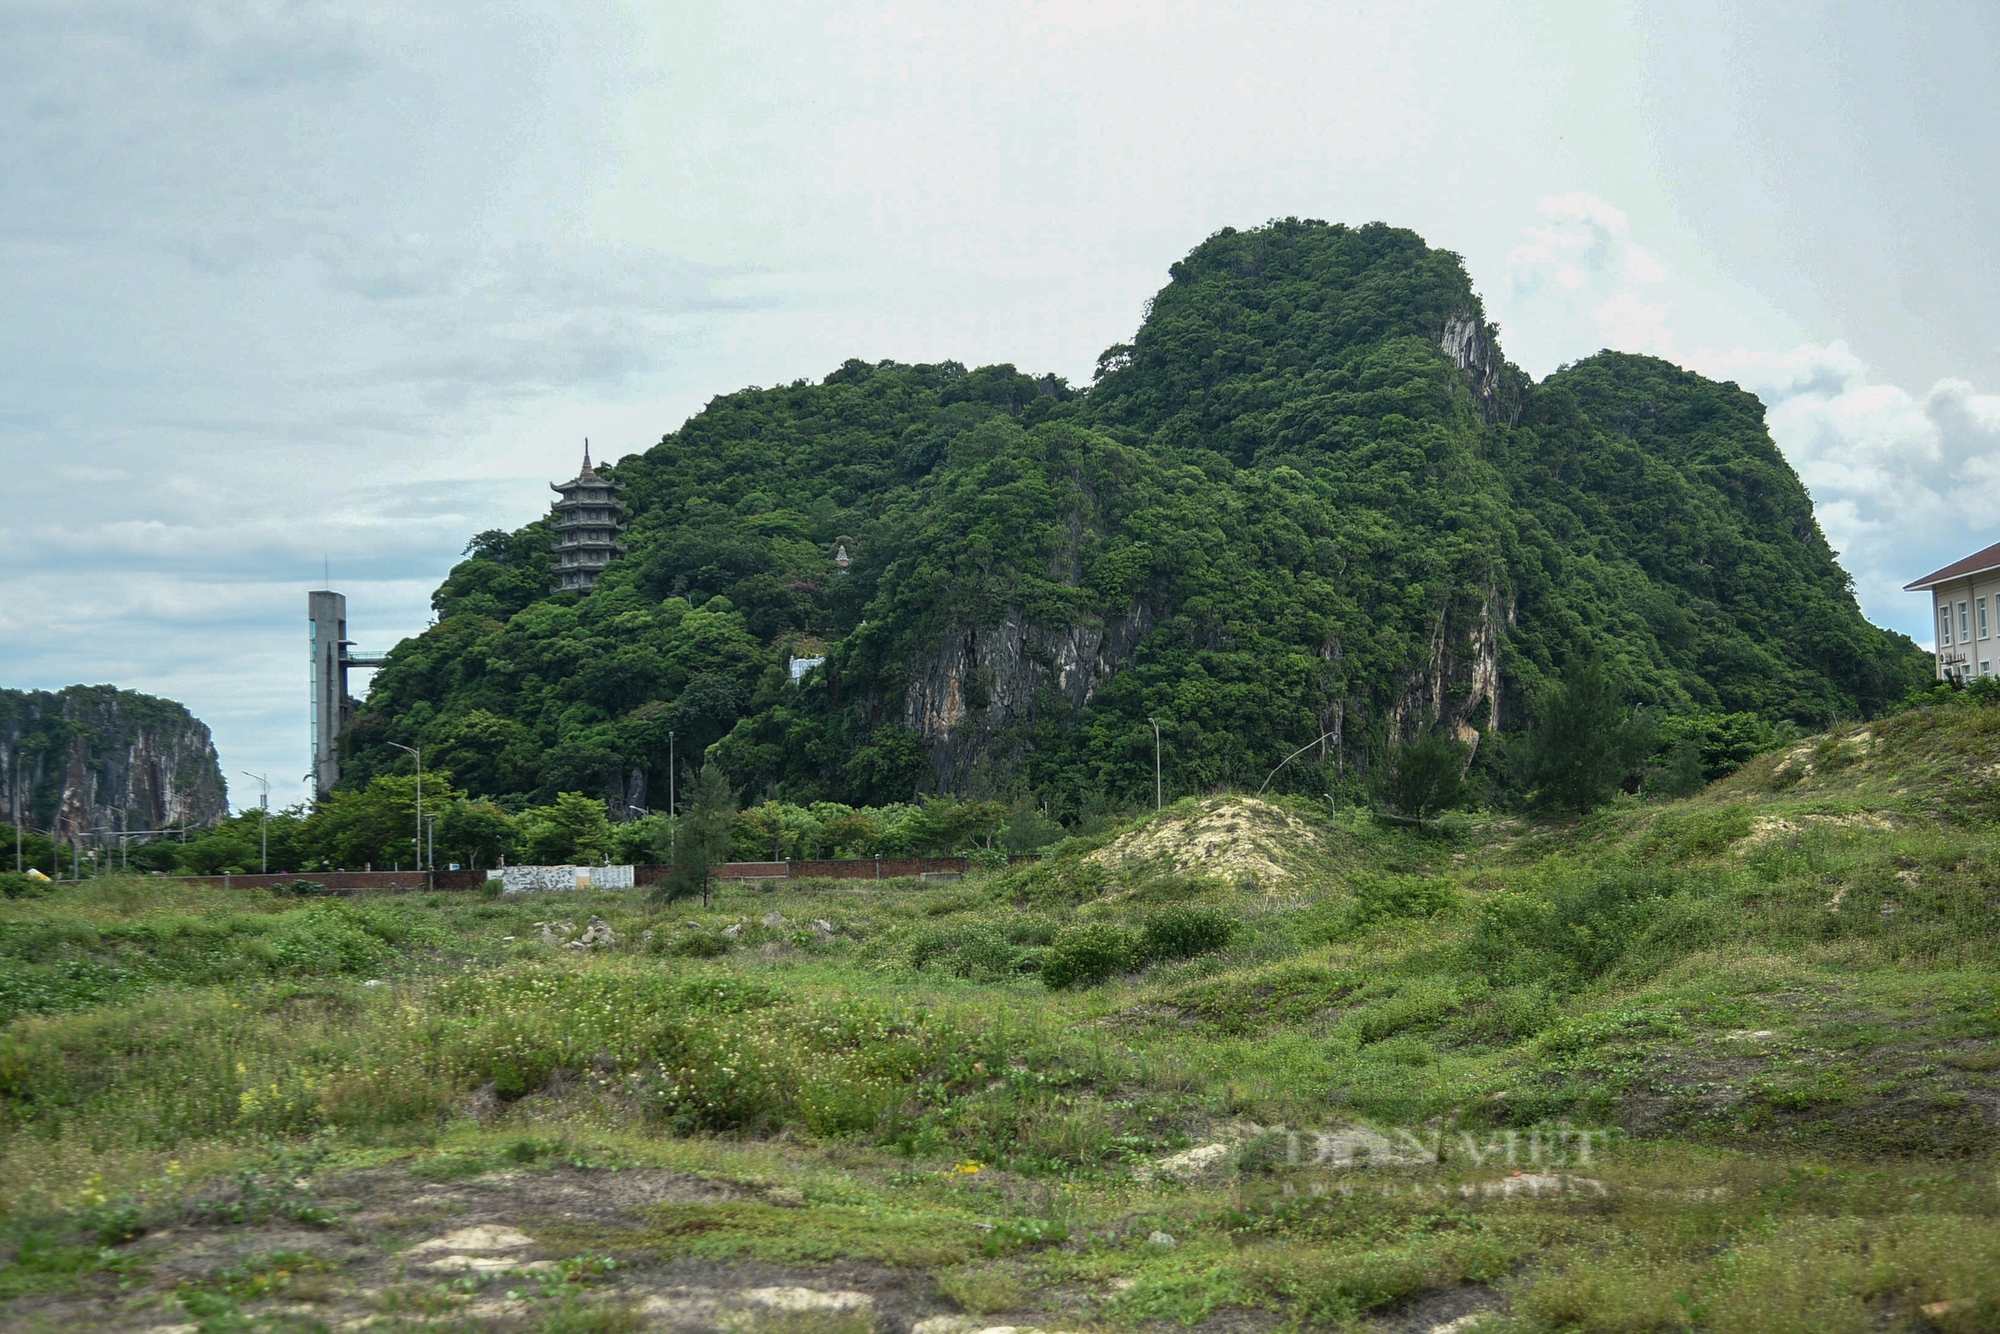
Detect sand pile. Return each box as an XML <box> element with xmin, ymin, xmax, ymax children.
<box><xmin>1088</xmin><ymin>797</ymin><xmax>1324</xmax><ymax>886</ymax></box>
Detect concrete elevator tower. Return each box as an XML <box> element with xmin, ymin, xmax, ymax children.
<box><xmin>308</xmin><ymin>591</ymin><xmax>385</xmax><ymax>798</ymax></box>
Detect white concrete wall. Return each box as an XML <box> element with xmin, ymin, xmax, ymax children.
<box><xmin>486</xmin><ymin>865</ymin><xmax>635</xmax><ymax>894</ymax></box>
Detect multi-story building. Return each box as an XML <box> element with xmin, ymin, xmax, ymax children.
<box><xmin>1906</xmin><ymin>540</ymin><xmax>2000</xmax><ymax>683</ymax></box>
<box><xmin>550</xmin><ymin>443</ymin><xmax>628</xmax><ymax>593</ymax></box>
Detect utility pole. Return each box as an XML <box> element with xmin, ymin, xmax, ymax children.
<box><xmin>240</xmin><ymin>772</ymin><xmax>269</xmax><ymax>873</ymax></box>
<box><xmin>388</xmin><ymin>743</ymin><xmax>423</xmax><ymax>870</ymax></box>
<box><xmin>1149</xmin><ymin>717</ymin><xmax>1163</xmax><ymax>812</ymax></box>
<box><xmin>424</xmin><ymin>812</ymin><xmax>436</xmax><ymax>877</ymax></box>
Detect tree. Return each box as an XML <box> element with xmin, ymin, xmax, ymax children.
<box><xmin>653</xmin><ymin>762</ymin><xmax>735</xmax><ymax>908</ymax></box>
<box><xmin>304</xmin><ymin>773</ymin><xmax>465</xmax><ymax>869</ymax></box>
<box><xmin>895</xmin><ymin>795</ymin><xmax>1007</xmax><ymax>854</ymax></box>
<box><xmin>439</xmin><ymin>801</ymin><xmax>518</xmax><ymax>870</ymax></box>
<box><xmin>177</xmin><ymin>830</ymin><xmax>259</xmax><ymax>875</ymax></box>
<box><xmin>1370</xmin><ymin>730</ymin><xmax>1473</xmax><ymax>824</ymax></box>
<box><xmin>519</xmin><ymin>792</ymin><xmax>615</xmax><ymax>864</ymax></box>
<box><xmin>1643</xmin><ymin>738</ymin><xmax>1707</xmax><ymax>800</ymax></box>
<box><xmin>1522</xmin><ymin>661</ymin><xmax>1654</xmax><ymax>816</ymax></box>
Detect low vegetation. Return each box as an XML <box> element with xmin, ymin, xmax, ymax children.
<box><xmin>2</xmin><ymin>695</ymin><xmax>1997</xmax><ymax>1331</ymax></box>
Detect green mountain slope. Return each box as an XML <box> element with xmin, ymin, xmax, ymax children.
<box><xmin>346</xmin><ymin>219</ymin><xmax>1925</xmax><ymax>810</ymax></box>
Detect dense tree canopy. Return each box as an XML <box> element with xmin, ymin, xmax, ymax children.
<box><xmin>341</xmin><ymin>219</ymin><xmax>1927</xmax><ymax>820</ymax></box>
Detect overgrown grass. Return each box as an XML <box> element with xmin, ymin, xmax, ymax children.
<box><xmin>4</xmin><ymin>702</ymin><xmax>2000</xmax><ymax>1328</ymax></box>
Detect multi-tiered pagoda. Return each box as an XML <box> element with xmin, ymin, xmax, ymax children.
<box><xmin>550</xmin><ymin>442</ymin><xmax>628</xmax><ymax>592</ymax></box>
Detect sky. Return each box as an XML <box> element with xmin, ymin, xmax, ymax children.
<box><xmin>2</xmin><ymin>0</ymin><xmax>1997</xmax><ymax>811</ymax></box>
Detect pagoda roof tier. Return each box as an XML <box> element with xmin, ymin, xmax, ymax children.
<box><xmin>550</xmin><ymin>440</ymin><xmax>625</xmax><ymax>494</ymax></box>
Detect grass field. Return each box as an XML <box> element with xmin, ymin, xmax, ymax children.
<box><xmin>2</xmin><ymin>701</ymin><xmax>1997</xmax><ymax>1333</ymax></box>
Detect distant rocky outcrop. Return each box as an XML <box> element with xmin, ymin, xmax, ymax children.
<box><xmin>0</xmin><ymin>685</ymin><xmax>227</xmax><ymax>840</ymax></box>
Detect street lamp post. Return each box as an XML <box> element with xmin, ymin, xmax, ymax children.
<box><xmin>240</xmin><ymin>772</ymin><xmax>269</xmax><ymax>873</ymax></box>
<box><xmin>387</xmin><ymin>743</ymin><xmax>423</xmax><ymax>873</ymax></box>
<box><xmin>1150</xmin><ymin>717</ymin><xmax>1164</xmax><ymax>810</ymax></box>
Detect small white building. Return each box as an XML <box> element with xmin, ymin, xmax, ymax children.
<box><xmin>1906</xmin><ymin>540</ymin><xmax>2000</xmax><ymax>683</ymax></box>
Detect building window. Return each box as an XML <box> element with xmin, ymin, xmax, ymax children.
<box><xmin>1984</xmin><ymin>662</ymin><xmax>1993</xmax><ymax>677</ymax></box>
<box><xmin>1941</xmin><ymin>606</ymin><xmax>1954</xmax><ymax>646</ymax></box>
<box><xmin>1982</xmin><ymin>597</ymin><xmax>1990</xmax><ymax>639</ymax></box>
<box><xmin>1960</xmin><ymin>602</ymin><xmax>1972</xmax><ymax>641</ymax></box>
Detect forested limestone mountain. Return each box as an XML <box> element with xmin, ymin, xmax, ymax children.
<box><xmin>1</xmin><ymin>685</ymin><xmax>227</xmax><ymax>839</ymax></box>
<box><xmin>344</xmin><ymin>220</ymin><xmax>1927</xmax><ymax>815</ymax></box>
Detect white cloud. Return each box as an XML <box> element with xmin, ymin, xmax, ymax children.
<box><xmin>1507</xmin><ymin>194</ymin><xmax>1670</xmax><ymax>307</ymax></box>
<box><xmin>1761</xmin><ymin>372</ymin><xmax>2000</xmax><ymax>631</ymax></box>
<box><xmin>1501</xmin><ymin>191</ymin><xmax>2000</xmax><ymax>648</ymax></box>
<box><xmin>3</xmin><ymin>6</ymin><xmax>1991</xmax><ymax>812</ymax></box>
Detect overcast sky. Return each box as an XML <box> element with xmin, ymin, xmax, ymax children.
<box><xmin>3</xmin><ymin>0</ymin><xmax>1996</xmax><ymax>811</ymax></box>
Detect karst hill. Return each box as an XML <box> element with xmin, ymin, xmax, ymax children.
<box><xmin>343</xmin><ymin>219</ymin><xmax>1927</xmax><ymax>811</ymax></box>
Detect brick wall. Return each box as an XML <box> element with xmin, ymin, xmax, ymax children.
<box><xmin>175</xmin><ymin>854</ymin><xmax>1046</xmax><ymax>894</ymax></box>
<box><xmin>166</xmin><ymin>869</ymin><xmax>483</xmax><ymax>893</ymax></box>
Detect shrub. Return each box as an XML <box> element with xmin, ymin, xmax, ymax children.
<box><xmin>1468</xmin><ymin>870</ymin><xmax>1678</xmax><ymax>986</ymax></box>
<box><xmin>1369</xmin><ymin>731</ymin><xmax>1473</xmax><ymax>822</ymax></box>
<box><xmin>1138</xmin><ymin>906</ymin><xmax>1235</xmax><ymax>963</ymax></box>
<box><xmin>669</xmin><ymin>932</ymin><xmax>730</xmax><ymax>959</ymax></box>
<box><xmin>908</xmin><ymin>917</ymin><xmax>1057</xmax><ymax>979</ymax></box>
<box><xmin>0</xmin><ymin>872</ymin><xmax>43</xmax><ymax>899</ymax></box>
<box><xmin>1040</xmin><ymin>924</ymin><xmax>1135</xmax><ymax>990</ymax></box>
<box><xmin>1347</xmin><ymin>875</ymin><xmax>1459</xmax><ymax>930</ymax></box>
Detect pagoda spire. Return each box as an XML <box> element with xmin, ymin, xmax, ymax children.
<box><xmin>548</xmin><ymin>443</ymin><xmax>628</xmax><ymax>593</ymax></box>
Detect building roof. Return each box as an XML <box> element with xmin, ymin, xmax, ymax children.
<box><xmin>550</xmin><ymin>439</ymin><xmax>626</xmax><ymax>496</ymax></box>
<box><xmin>1905</xmin><ymin>540</ymin><xmax>2000</xmax><ymax>591</ymax></box>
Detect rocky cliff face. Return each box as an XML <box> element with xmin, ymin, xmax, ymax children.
<box><xmin>899</xmin><ymin>314</ymin><xmax>1524</xmax><ymax>795</ymax></box>
<box><xmin>0</xmin><ymin>686</ymin><xmax>228</xmax><ymax>841</ymax></box>
<box><xmin>904</xmin><ymin>602</ymin><xmax>1156</xmax><ymax>794</ymax></box>
<box><xmin>1440</xmin><ymin>310</ymin><xmax>1518</xmax><ymax>426</ymax></box>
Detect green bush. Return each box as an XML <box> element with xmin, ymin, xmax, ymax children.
<box><xmin>1468</xmin><ymin>870</ymin><xmax>1678</xmax><ymax>986</ymax></box>
<box><xmin>907</xmin><ymin>917</ymin><xmax>1057</xmax><ymax>979</ymax></box>
<box><xmin>1347</xmin><ymin>875</ymin><xmax>1460</xmax><ymax>930</ymax></box>
<box><xmin>1138</xmin><ymin>906</ymin><xmax>1236</xmax><ymax>963</ymax></box>
<box><xmin>1040</xmin><ymin>923</ymin><xmax>1136</xmax><ymax>990</ymax></box>
<box><xmin>669</xmin><ymin>932</ymin><xmax>730</xmax><ymax>958</ymax></box>
<box><xmin>0</xmin><ymin>872</ymin><xmax>44</xmax><ymax>899</ymax></box>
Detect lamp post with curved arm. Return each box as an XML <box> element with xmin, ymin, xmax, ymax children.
<box><xmin>239</xmin><ymin>772</ymin><xmax>269</xmax><ymax>872</ymax></box>
<box><xmin>1149</xmin><ymin>717</ymin><xmax>1163</xmax><ymax>812</ymax></box>
<box><xmin>387</xmin><ymin>743</ymin><xmax>423</xmax><ymax>872</ymax></box>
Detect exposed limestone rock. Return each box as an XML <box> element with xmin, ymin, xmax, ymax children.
<box><xmin>1439</xmin><ymin>310</ymin><xmax>1517</xmax><ymax>426</ymax></box>
<box><xmin>905</xmin><ymin>601</ymin><xmax>1155</xmax><ymax>794</ymax></box>
<box><xmin>0</xmin><ymin>684</ymin><xmax>227</xmax><ymax>840</ymax></box>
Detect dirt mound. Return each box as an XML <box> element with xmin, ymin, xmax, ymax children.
<box><xmin>1738</xmin><ymin>810</ymin><xmax>1896</xmax><ymax>848</ymax></box>
<box><xmin>1088</xmin><ymin>798</ymin><xmax>1325</xmax><ymax>887</ymax></box>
